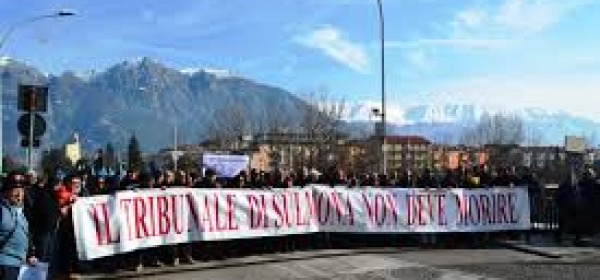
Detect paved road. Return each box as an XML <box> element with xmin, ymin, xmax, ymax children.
<box><xmin>129</xmin><ymin>248</ymin><xmax>600</xmax><ymax>280</ymax></box>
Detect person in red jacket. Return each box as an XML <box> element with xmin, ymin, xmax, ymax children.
<box><xmin>54</xmin><ymin>184</ymin><xmax>74</xmax><ymax>213</ymax></box>
<box><xmin>53</xmin><ymin>175</ymin><xmax>81</xmax><ymax>278</ymax></box>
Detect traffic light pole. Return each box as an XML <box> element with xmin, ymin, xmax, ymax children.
<box><xmin>0</xmin><ymin>10</ymin><xmax>76</xmax><ymax>174</ymax></box>
<box><xmin>27</xmin><ymin>108</ymin><xmax>34</xmax><ymax>173</ymax></box>
<box><xmin>0</xmin><ymin>70</ymin><xmax>3</xmax><ymax>174</ymax></box>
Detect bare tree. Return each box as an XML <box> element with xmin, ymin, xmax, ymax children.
<box><xmin>263</xmin><ymin>103</ymin><xmax>295</xmax><ymax>134</ymax></box>
<box><xmin>524</xmin><ymin>127</ymin><xmax>544</xmax><ymax>146</ymax></box>
<box><xmin>297</xmin><ymin>91</ymin><xmax>350</xmax><ymax>171</ymax></box>
<box><xmin>207</xmin><ymin>103</ymin><xmax>249</xmax><ymax>150</ymax></box>
<box><xmin>460</xmin><ymin>113</ymin><xmax>526</xmax><ymax>147</ymax></box>
<box><xmin>586</xmin><ymin>131</ymin><xmax>599</xmax><ymax>148</ymax></box>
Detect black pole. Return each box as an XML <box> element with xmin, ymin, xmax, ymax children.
<box><xmin>375</xmin><ymin>0</ymin><xmax>387</xmax><ymax>176</ymax></box>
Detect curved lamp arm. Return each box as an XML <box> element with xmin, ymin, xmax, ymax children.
<box><xmin>0</xmin><ymin>10</ymin><xmax>76</xmax><ymax>50</ymax></box>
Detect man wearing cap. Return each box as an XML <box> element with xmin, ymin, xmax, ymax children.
<box><xmin>0</xmin><ymin>172</ymin><xmax>37</xmax><ymax>280</ymax></box>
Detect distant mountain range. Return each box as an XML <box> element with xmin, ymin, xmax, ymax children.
<box><xmin>1</xmin><ymin>57</ymin><xmax>308</xmax><ymax>154</ymax></box>
<box><xmin>2</xmin><ymin>57</ymin><xmax>599</xmax><ymax>156</ymax></box>
<box><xmin>348</xmin><ymin>103</ymin><xmax>600</xmax><ymax>147</ymax></box>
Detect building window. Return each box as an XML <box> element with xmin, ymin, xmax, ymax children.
<box><xmin>538</xmin><ymin>154</ymin><xmax>546</xmax><ymax>162</ymax></box>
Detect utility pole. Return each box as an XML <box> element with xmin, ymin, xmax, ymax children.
<box><xmin>173</xmin><ymin>124</ymin><xmax>178</xmax><ymax>171</ymax></box>
<box><xmin>375</xmin><ymin>0</ymin><xmax>387</xmax><ymax>176</ymax></box>
<box><xmin>27</xmin><ymin>101</ymin><xmax>35</xmax><ymax>172</ymax></box>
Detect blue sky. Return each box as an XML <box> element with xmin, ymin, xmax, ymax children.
<box><xmin>2</xmin><ymin>0</ymin><xmax>600</xmax><ymax>121</ymax></box>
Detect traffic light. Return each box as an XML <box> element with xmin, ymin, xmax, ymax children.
<box><xmin>17</xmin><ymin>85</ymin><xmax>48</xmax><ymax>151</ymax></box>
<box><xmin>18</xmin><ymin>85</ymin><xmax>48</xmax><ymax>112</ymax></box>
<box><xmin>16</xmin><ymin>84</ymin><xmax>49</xmax><ymax>172</ymax></box>
<box><xmin>21</xmin><ymin>137</ymin><xmax>41</xmax><ymax>148</ymax></box>
<box><xmin>17</xmin><ymin>113</ymin><xmax>46</xmax><ymax>148</ymax></box>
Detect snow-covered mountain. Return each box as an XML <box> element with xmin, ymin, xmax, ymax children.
<box><xmin>0</xmin><ymin>57</ymin><xmax>308</xmax><ymax>152</ymax></box>
<box><xmin>0</xmin><ymin>56</ymin><xmax>11</xmax><ymax>67</ymax></box>
<box><xmin>348</xmin><ymin>102</ymin><xmax>600</xmax><ymax>146</ymax></box>
<box><xmin>2</xmin><ymin>56</ymin><xmax>598</xmax><ymax>152</ymax></box>
<box><xmin>179</xmin><ymin>67</ymin><xmax>235</xmax><ymax>78</ymax></box>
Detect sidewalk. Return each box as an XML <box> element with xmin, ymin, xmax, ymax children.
<box><xmin>74</xmin><ymin>235</ymin><xmax>600</xmax><ymax>280</ymax></box>
<box><xmin>494</xmin><ymin>233</ymin><xmax>600</xmax><ymax>260</ymax></box>
<box><xmin>76</xmin><ymin>248</ymin><xmax>410</xmax><ymax>280</ymax></box>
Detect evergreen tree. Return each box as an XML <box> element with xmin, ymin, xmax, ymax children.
<box><xmin>105</xmin><ymin>142</ymin><xmax>116</xmax><ymax>170</ymax></box>
<box><xmin>93</xmin><ymin>149</ymin><xmax>104</xmax><ymax>173</ymax></box>
<box><xmin>128</xmin><ymin>134</ymin><xmax>143</xmax><ymax>171</ymax></box>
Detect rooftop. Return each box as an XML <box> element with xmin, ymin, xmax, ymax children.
<box><xmin>383</xmin><ymin>135</ymin><xmax>431</xmax><ymax>145</ymax></box>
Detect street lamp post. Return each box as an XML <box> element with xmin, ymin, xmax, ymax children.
<box><xmin>0</xmin><ymin>10</ymin><xmax>76</xmax><ymax>173</ymax></box>
<box><xmin>375</xmin><ymin>0</ymin><xmax>387</xmax><ymax>176</ymax></box>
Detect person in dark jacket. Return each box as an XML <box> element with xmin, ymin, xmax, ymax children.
<box><xmin>193</xmin><ymin>169</ymin><xmax>225</xmax><ymax>261</ymax></box>
<box><xmin>53</xmin><ymin>175</ymin><xmax>85</xmax><ymax>278</ymax></box>
<box><xmin>441</xmin><ymin>168</ymin><xmax>459</xmax><ymax>188</ymax></box>
<box><xmin>24</xmin><ymin>174</ymin><xmax>60</xmax><ymax>275</ymax></box>
<box><xmin>417</xmin><ymin>168</ymin><xmax>438</xmax><ymax>189</ymax></box>
<box><xmin>199</xmin><ymin>169</ymin><xmax>218</xmax><ymax>189</ymax></box>
<box><xmin>0</xmin><ymin>172</ymin><xmax>37</xmax><ymax>280</ymax></box>
<box><xmin>520</xmin><ymin>168</ymin><xmax>542</xmax><ymax>223</ymax></box>
<box><xmin>416</xmin><ymin>169</ymin><xmax>439</xmax><ymax>247</ymax></box>
<box><xmin>120</xmin><ymin>170</ymin><xmax>140</xmax><ymax>191</ymax></box>
<box><xmin>556</xmin><ymin>177</ymin><xmax>576</xmax><ymax>243</ymax></box>
<box><xmin>573</xmin><ymin>168</ymin><xmax>597</xmax><ymax>242</ymax></box>
<box><xmin>477</xmin><ymin>164</ymin><xmax>493</xmax><ymax>187</ymax></box>
<box><xmin>136</xmin><ymin>173</ymin><xmax>165</xmax><ymax>268</ymax></box>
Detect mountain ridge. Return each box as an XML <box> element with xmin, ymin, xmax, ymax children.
<box><xmin>1</xmin><ymin>57</ymin><xmax>308</xmax><ymax>154</ymax></box>
<box><xmin>347</xmin><ymin>102</ymin><xmax>600</xmax><ymax>146</ymax></box>
<box><xmin>2</xmin><ymin>58</ymin><xmax>599</xmax><ymax>156</ymax></box>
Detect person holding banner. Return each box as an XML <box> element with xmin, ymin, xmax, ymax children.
<box><xmin>198</xmin><ymin>169</ymin><xmax>218</xmax><ymax>189</ymax></box>
<box><xmin>193</xmin><ymin>169</ymin><xmax>225</xmax><ymax>261</ymax></box>
<box><xmin>441</xmin><ymin>169</ymin><xmax>459</xmax><ymax>189</ymax></box>
<box><xmin>417</xmin><ymin>169</ymin><xmax>440</xmax><ymax>248</ymax></box>
<box><xmin>162</xmin><ymin>170</ymin><xmax>195</xmax><ymax>266</ymax></box>
<box><xmin>0</xmin><ymin>172</ymin><xmax>37</xmax><ymax>280</ymax></box>
<box><xmin>90</xmin><ymin>176</ymin><xmax>109</xmax><ymax>196</ymax></box>
<box><xmin>138</xmin><ymin>172</ymin><xmax>166</xmax><ymax>268</ymax></box>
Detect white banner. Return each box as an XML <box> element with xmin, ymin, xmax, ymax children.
<box><xmin>202</xmin><ymin>154</ymin><xmax>249</xmax><ymax>178</ymax></box>
<box><xmin>313</xmin><ymin>186</ymin><xmax>530</xmax><ymax>233</ymax></box>
<box><xmin>73</xmin><ymin>187</ymin><xmax>530</xmax><ymax>260</ymax></box>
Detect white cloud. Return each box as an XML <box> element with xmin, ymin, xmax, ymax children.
<box><xmin>296</xmin><ymin>25</ymin><xmax>369</xmax><ymax>73</ymax></box>
<box><xmin>385</xmin><ymin>0</ymin><xmax>596</xmax><ymax>76</ymax></box>
<box><xmin>454</xmin><ymin>9</ymin><xmax>488</xmax><ymax>29</ymax></box>
<box><xmin>390</xmin><ymin>0</ymin><xmax>594</xmax><ymax>53</ymax></box>
<box><xmin>451</xmin><ymin>0</ymin><xmax>594</xmax><ymax>39</ymax></box>
<box><xmin>494</xmin><ymin>0</ymin><xmax>569</xmax><ymax>34</ymax></box>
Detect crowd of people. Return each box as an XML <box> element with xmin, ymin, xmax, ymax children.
<box><xmin>0</xmin><ymin>158</ymin><xmax>599</xmax><ymax>279</ymax></box>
